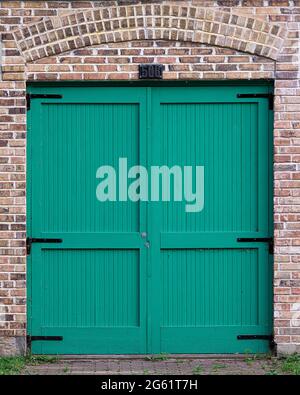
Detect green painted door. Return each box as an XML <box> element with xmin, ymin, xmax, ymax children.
<box><xmin>149</xmin><ymin>86</ymin><xmax>273</xmax><ymax>354</ymax></box>
<box><xmin>28</xmin><ymin>87</ymin><xmax>148</xmax><ymax>354</ymax></box>
<box><xmin>28</xmin><ymin>84</ymin><xmax>273</xmax><ymax>354</ymax></box>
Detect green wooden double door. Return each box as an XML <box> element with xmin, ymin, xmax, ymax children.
<box><xmin>28</xmin><ymin>84</ymin><xmax>273</xmax><ymax>354</ymax></box>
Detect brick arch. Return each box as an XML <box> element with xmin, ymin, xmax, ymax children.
<box><xmin>12</xmin><ymin>4</ymin><xmax>287</xmax><ymax>63</ymax></box>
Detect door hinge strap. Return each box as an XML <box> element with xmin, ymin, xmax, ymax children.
<box><xmin>237</xmin><ymin>93</ymin><xmax>274</xmax><ymax>110</ymax></box>
<box><xmin>237</xmin><ymin>335</ymin><xmax>272</xmax><ymax>341</ymax></box>
<box><xmin>26</xmin><ymin>237</ymin><xmax>63</xmax><ymax>255</ymax></box>
<box><xmin>27</xmin><ymin>336</ymin><xmax>63</xmax><ymax>342</ymax></box>
<box><xmin>26</xmin><ymin>93</ymin><xmax>63</xmax><ymax>111</ymax></box>
<box><xmin>237</xmin><ymin>237</ymin><xmax>274</xmax><ymax>254</ymax></box>
<box><xmin>237</xmin><ymin>334</ymin><xmax>275</xmax><ymax>349</ymax></box>
<box><xmin>27</xmin><ymin>336</ymin><xmax>63</xmax><ymax>348</ymax></box>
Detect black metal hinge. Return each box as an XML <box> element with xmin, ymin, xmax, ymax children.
<box><xmin>237</xmin><ymin>335</ymin><xmax>275</xmax><ymax>349</ymax></box>
<box><xmin>237</xmin><ymin>335</ymin><xmax>272</xmax><ymax>341</ymax></box>
<box><xmin>26</xmin><ymin>237</ymin><xmax>63</xmax><ymax>255</ymax></box>
<box><xmin>26</xmin><ymin>93</ymin><xmax>63</xmax><ymax>111</ymax></box>
<box><xmin>237</xmin><ymin>93</ymin><xmax>274</xmax><ymax>110</ymax></box>
<box><xmin>27</xmin><ymin>335</ymin><xmax>63</xmax><ymax>348</ymax></box>
<box><xmin>237</xmin><ymin>237</ymin><xmax>274</xmax><ymax>254</ymax></box>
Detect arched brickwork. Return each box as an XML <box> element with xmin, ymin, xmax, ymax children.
<box><xmin>11</xmin><ymin>4</ymin><xmax>287</xmax><ymax>63</ymax></box>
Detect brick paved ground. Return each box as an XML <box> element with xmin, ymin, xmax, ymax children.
<box><xmin>22</xmin><ymin>356</ymin><xmax>286</xmax><ymax>375</ymax></box>
<box><xmin>1</xmin><ymin>0</ymin><xmax>300</xmax><ymax>358</ymax></box>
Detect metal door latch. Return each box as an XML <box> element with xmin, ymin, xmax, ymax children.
<box><xmin>141</xmin><ymin>233</ymin><xmax>150</xmax><ymax>248</ymax></box>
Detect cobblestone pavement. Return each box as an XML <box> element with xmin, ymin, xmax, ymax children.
<box><xmin>22</xmin><ymin>356</ymin><xmax>284</xmax><ymax>375</ymax></box>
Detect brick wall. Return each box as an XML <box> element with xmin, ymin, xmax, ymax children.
<box><xmin>0</xmin><ymin>1</ymin><xmax>299</xmax><ymax>356</ymax></box>
<box><xmin>27</xmin><ymin>41</ymin><xmax>275</xmax><ymax>81</ymax></box>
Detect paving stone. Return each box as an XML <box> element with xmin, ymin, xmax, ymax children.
<box><xmin>22</xmin><ymin>356</ymin><xmax>283</xmax><ymax>375</ymax></box>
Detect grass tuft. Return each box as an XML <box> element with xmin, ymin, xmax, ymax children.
<box><xmin>0</xmin><ymin>357</ymin><xmax>26</xmax><ymax>375</ymax></box>
<box><xmin>279</xmin><ymin>354</ymin><xmax>300</xmax><ymax>375</ymax></box>
<box><xmin>145</xmin><ymin>353</ymin><xmax>169</xmax><ymax>361</ymax></box>
<box><xmin>0</xmin><ymin>355</ymin><xmax>58</xmax><ymax>375</ymax></box>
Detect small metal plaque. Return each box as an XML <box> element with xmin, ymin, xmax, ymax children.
<box><xmin>139</xmin><ymin>64</ymin><xmax>164</xmax><ymax>80</ymax></box>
